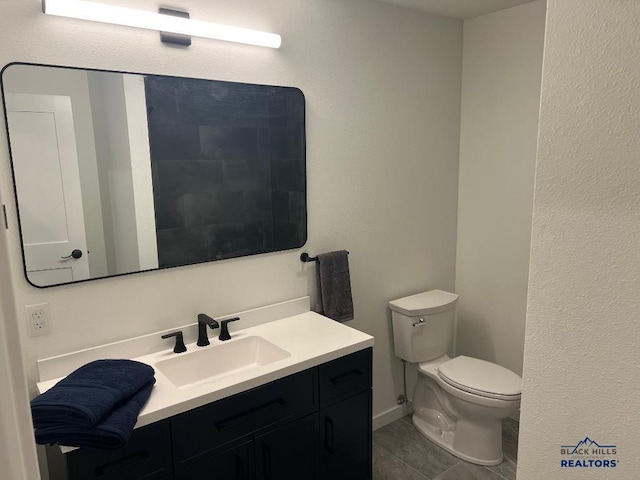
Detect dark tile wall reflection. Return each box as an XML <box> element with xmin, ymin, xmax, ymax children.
<box><xmin>145</xmin><ymin>76</ymin><xmax>306</xmax><ymax>268</ymax></box>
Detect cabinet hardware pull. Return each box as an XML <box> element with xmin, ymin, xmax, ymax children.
<box><xmin>236</xmin><ymin>455</ymin><xmax>244</xmax><ymax>480</ymax></box>
<box><xmin>263</xmin><ymin>444</ymin><xmax>272</xmax><ymax>480</ymax></box>
<box><xmin>217</xmin><ymin>398</ymin><xmax>286</xmax><ymax>430</ymax></box>
<box><xmin>94</xmin><ymin>451</ymin><xmax>150</xmax><ymax>477</ymax></box>
<box><xmin>329</xmin><ymin>369</ymin><xmax>362</xmax><ymax>385</ymax></box>
<box><xmin>325</xmin><ymin>417</ymin><xmax>334</xmax><ymax>454</ymax></box>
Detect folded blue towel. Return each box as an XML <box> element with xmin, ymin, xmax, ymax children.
<box><xmin>31</xmin><ymin>359</ymin><xmax>155</xmax><ymax>428</ymax></box>
<box><xmin>34</xmin><ymin>378</ymin><xmax>155</xmax><ymax>449</ymax></box>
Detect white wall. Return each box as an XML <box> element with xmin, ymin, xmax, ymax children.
<box><xmin>87</xmin><ymin>71</ymin><xmax>118</xmax><ymax>275</ymax></box>
<box><xmin>518</xmin><ymin>1</ymin><xmax>640</xmax><ymax>478</ymax></box>
<box><xmin>0</xmin><ymin>0</ymin><xmax>462</xmax><ymax>469</ymax></box>
<box><xmin>3</xmin><ymin>1</ymin><xmax>640</xmax><ymax>478</ymax></box>
<box><xmin>90</xmin><ymin>72</ymin><xmax>140</xmax><ymax>274</ymax></box>
<box><xmin>122</xmin><ymin>75</ymin><xmax>158</xmax><ymax>272</ymax></box>
<box><xmin>87</xmin><ymin>72</ymin><xmax>157</xmax><ymax>275</ymax></box>
<box><xmin>0</xmin><ymin>183</ymin><xmax>41</xmax><ymax>479</ymax></box>
<box><xmin>455</xmin><ymin>0</ymin><xmax>545</xmax><ymax>377</ymax></box>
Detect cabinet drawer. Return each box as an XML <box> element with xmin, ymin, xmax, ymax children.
<box><xmin>319</xmin><ymin>348</ymin><xmax>372</xmax><ymax>408</ymax></box>
<box><xmin>65</xmin><ymin>420</ymin><xmax>172</xmax><ymax>480</ymax></box>
<box><xmin>172</xmin><ymin>369</ymin><xmax>318</xmax><ymax>464</ymax></box>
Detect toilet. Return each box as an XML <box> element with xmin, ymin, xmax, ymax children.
<box><xmin>389</xmin><ymin>289</ymin><xmax>521</xmax><ymax>466</ymax></box>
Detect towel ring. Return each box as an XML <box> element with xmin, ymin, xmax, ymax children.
<box><xmin>300</xmin><ymin>251</ymin><xmax>349</xmax><ymax>263</ymax></box>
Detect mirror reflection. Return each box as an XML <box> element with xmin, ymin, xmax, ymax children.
<box><xmin>1</xmin><ymin>64</ymin><xmax>306</xmax><ymax>287</ymax></box>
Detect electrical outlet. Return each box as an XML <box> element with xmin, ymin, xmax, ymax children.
<box><xmin>26</xmin><ymin>303</ymin><xmax>51</xmax><ymax>337</ymax></box>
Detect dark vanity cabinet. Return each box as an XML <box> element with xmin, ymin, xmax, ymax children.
<box><xmin>173</xmin><ymin>441</ymin><xmax>254</xmax><ymax>479</ymax></box>
<box><xmin>254</xmin><ymin>415</ymin><xmax>318</xmax><ymax>480</ymax></box>
<box><xmin>175</xmin><ymin>416</ymin><xmax>318</xmax><ymax>480</ymax></box>
<box><xmin>171</xmin><ymin>368</ymin><xmax>318</xmax><ymax>479</ymax></box>
<box><xmin>63</xmin><ymin>420</ymin><xmax>173</xmax><ymax>480</ymax></box>
<box><xmin>319</xmin><ymin>348</ymin><xmax>373</xmax><ymax>480</ymax></box>
<box><xmin>58</xmin><ymin>348</ymin><xmax>372</xmax><ymax>480</ymax></box>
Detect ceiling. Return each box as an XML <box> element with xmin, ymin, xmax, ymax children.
<box><xmin>374</xmin><ymin>0</ymin><xmax>537</xmax><ymax>20</ymax></box>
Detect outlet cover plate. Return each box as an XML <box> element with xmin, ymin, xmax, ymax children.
<box><xmin>26</xmin><ymin>303</ymin><xmax>51</xmax><ymax>337</ymax></box>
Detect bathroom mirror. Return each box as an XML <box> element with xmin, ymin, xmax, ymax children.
<box><xmin>1</xmin><ymin>63</ymin><xmax>306</xmax><ymax>288</ymax></box>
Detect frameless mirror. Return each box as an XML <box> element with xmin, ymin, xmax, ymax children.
<box><xmin>1</xmin><ymin>63</ymin><xmax>306</xmax><ymax>288</ymax></box>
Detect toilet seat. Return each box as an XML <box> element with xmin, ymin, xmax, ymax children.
<box><xmin>436</xmin><ymin>356</ymin><xmax>521</xmax><ymax>401</ymax></box>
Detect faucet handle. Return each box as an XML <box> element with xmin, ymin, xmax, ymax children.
<box><xmin>162</xmin><ymin>331</ymin><xmax>187</xmax><ymax>353</ymax></box>
<box><xmin>219</xmin><ymin>317</ymin><xmax>240</xmax><ymax>341</ymax></box>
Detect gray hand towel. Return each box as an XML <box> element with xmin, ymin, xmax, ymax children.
<box><xmin>314</xmin><ymin>250</ymin><xmax>354</xmax><ymax>322</ymax></box>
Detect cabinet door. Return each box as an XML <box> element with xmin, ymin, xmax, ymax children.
<box><xmin>319</xmin><ymin>390</ymin><xmax>372</xmax><ymax>480</ymax></box>
<box><xmin>175</xmin><ymin>441</ymin><xmax>253</xmax><ymax>480</ymax></box>
<box><xmin>255</xmin><ymin>415</ymin><xmax>317</xmax><ymax>480</ymax></box>
<box><xmin>65</xmin><ymin>420</ymin><xmax>172</xmax><ymax>480</ymax></box>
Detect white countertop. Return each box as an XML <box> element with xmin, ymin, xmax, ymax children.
<box><xmin>37</xmin><ymin>311</ymin><xmax>374</xmax><ymax>452</ymax></box>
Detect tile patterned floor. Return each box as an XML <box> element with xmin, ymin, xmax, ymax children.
<box><xmin>373</xmin><ymin>416</ymin><xmax>519</xmax><ymax>480</ymax></box>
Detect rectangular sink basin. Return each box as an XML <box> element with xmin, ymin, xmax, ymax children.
<box><xmin>156</xmin><ymin>336</ymin><xmax>291</xmax><ymax>389</ymax></box>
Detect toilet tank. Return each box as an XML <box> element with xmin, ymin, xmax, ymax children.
<box><xmin>389</xmin><ymin>290</ymin><xmax>459</xmax><ymax>363</ymax></box>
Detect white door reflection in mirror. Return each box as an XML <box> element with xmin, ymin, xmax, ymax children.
<box><xmin>6</xmin><ymin>94</ymin><xmax>90</xmax><ymax>286</ymax></box>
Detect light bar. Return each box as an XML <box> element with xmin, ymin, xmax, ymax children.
<box><xmin>42</xmin><ymin>0</ymin><xmax>282</xmax><ymax>48</ymax></box>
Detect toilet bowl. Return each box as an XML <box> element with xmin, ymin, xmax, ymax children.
<box><xmin>389</xmin><ymin>290</ymin><xmax>522</xmax><ymax>466</ymax></box>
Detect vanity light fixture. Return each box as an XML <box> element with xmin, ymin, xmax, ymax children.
<box><xmin>42</xmin><ymin>0</ymin><xmax>282</xmax><ymax>48</ymax></box>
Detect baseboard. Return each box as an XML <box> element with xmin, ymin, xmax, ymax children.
<box><xmin>373</xmin><ymin>403</ymin><xmax>413</xmax><ymax>431</ymax></box>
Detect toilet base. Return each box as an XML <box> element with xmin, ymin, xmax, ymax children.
<box><xmin>412</xmin><ymin>414</ymin><xmax>503</xmax><ymax>466</ymax></box>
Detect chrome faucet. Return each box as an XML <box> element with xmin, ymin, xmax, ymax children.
<box><xmin>197</xmin><ymin>313</ymin><xmax>219</xmax><ymax>346</ymax></box>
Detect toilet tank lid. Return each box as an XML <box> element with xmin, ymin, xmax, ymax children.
<box><xmin>388</xmin><ymin>290</ymin><xmax>459</xmax><ymax>316</ymax></box>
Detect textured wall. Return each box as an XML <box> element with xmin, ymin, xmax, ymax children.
<box><xmin>456</xmin><ymin>0</ymin><xmax>545</xmax><ymax>377</ymax></box>
<box><xmin>0</xmin><ymin>0</ymin><xmax>462</xmax><ymax>466</ymax></box>
<box><xmin>519</xmin><ymin>0</ymin><xmax>640</xmax><ymax>477</ymax></box>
